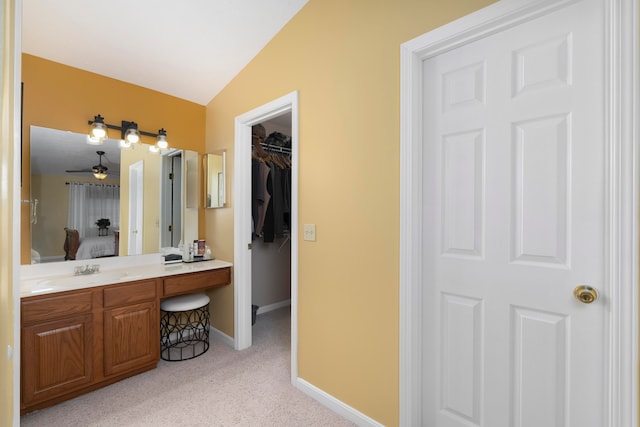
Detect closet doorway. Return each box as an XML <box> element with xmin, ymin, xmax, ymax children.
<box><xmin>233</xmin><ymin>91</ymin><xmax>299</xmax><ymax>383</ymax></box>
<box><xmin>251</xmin><ymin>114</ymin><xmax>292</xmax><ymax>326</ymax></box>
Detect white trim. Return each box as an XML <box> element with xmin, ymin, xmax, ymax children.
<box><xmin>209</xmin><ymin>326</ymin><xmax>235</xmax><ymax>348</ymax></box>
<box><xmin>233</xmin><ymin>91</ymin><xmax>299</xmax><ymax>385</ymax></box>
<box><xmin>604</xmin><ymin>1</ymin><xmax>639</xmax><ymax>425</ymax></box>
<box><xmin>399</xmin><ymin>0</ymin><xmax>638</xmax><ymax>425</ymax></box>
<box><xmin>256</xmin><ymin>299</ymin><xmax>291</xmax><ymax>315</ymax></box>
<box><xmin>12</xmin><ymin>0</ymin><xmax>22</xmax><ymax>425</ymax></box>
<box><xmin>294</xmin><ymin>378</ymin><xmax>384</xmax><ymax>427</ymax></box>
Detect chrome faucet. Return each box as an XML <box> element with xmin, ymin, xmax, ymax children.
<box><xmin>74</xmin><ymin>264</ymin><xmax>100</xmax><ymax>276</ymax></box>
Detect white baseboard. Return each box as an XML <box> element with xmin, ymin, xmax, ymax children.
<box><xmin>208</xmin><ymin>298</ymin><xmax>290</xmax><ymax>348</ymax></box>
<box><xmin>214</xmin><ymin>300</ymin><xmax>378</xmax><ymax>425</ymax></box>
<box><xmin>256</xmin><ymin>299</ymin><xmax>291</xmax><ymax>315</ymax></box>
<box><xmin>294</xmin><ymin>378</ymin><xmax>384</xmax><ymax>427</ymax></box>
<box><xmin>209</xmin><ymin>325</ymin><xmax>234</xmax><ymax>348</ymax></box>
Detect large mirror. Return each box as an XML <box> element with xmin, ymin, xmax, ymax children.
<box><xmin>204</xmin><ymin>151</ymin><xmax>226</xmax><ymax>208</ymax></box>
<box><xmin>26</xmin><ymin>125</ymin><xmax>196</xmax><ymax>264</ymax></box>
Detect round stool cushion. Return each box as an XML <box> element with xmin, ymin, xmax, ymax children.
<box><xmin>161</xmin><ymin>293</ymin><xmax>210</xmax><ymax>312</ymax></box>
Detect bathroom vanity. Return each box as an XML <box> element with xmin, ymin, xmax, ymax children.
<box><xmin>19</xmin><ymin>255</ymin><xmax>231</xmax><ymax>414</ymax></box>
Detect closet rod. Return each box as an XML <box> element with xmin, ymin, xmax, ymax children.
<box><xmin>258</xmin><ymin>142</ymin><xmax>291</xmax><ymax>154</ymax></box>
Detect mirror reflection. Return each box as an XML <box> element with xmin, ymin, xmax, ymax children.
<box><xmin>204</xmin><ymin>151</ymin><xmax>226</xmax><ymax>208</ymax></box>
<box><xmin>26</xmin><ymin>126</ymin><xmax>195</xmax><ymax>265</ymax></box>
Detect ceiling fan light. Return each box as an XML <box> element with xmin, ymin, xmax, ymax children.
<box><xmin>92</xmin><ymin>150</ymin><xmax>108</xmax><ymax>179</ymax></box>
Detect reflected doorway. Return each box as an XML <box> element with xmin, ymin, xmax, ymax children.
<box><xmin>128</xmin><ymin>161</ymin><xmax>144</xmax><ymax>255</ymax></box>
<box><xmin>160</xmin><ymin>151</ymin><xmax>183</xmax><ymax>248</ymax></box>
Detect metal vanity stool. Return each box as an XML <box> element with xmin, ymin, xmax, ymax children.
<box><xmin>160</xmin><ymin>293</ymin><xmax>210</xmax><ymax>361</ymax></box>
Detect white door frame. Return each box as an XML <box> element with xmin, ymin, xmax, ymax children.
<box><xmin>233</xmin><ymin>91</ymin><xmax>299</xmax><ymax>382</ymax></box>
<box><xmin>128</xmin><ymin>160</ymin><xmax>144</xmax><ymax>255</ymax></box>
<box><xmin>399</xmin><ymin>0</ymin><xmax>638</xmax><ymax>425</ymax></box>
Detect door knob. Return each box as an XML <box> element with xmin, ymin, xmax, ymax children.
<box><xmin>573</xmin><ymin>285</ymin><xmax>598</xmax><ymax>304</ymax></box>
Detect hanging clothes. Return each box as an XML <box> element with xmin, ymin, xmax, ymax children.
<box><xmin>255</xmin><ymin>160</ymin><xmax>271</xmax><ymax>238</ymax></box>
<box><xmin>251</xmin><ymin>131</ymin><xmax>292</xmax><ymax>243</ymax></box>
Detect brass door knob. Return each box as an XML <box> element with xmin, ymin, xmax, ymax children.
<box><xmin>573</xmin><ymin>285</ymin><xmax>598</xmax><ymax>304</ymax></box>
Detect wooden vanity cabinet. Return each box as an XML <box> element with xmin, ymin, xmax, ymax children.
<box><xmin>21</xmin><ymin>266</ymin><xmax>231</xmax><ymax>414</ymax></box>
<box><xmin>21</xmin><ymin>290</ymin><xmax>95</xmax><ymax>407</ymax></box>
<box><xmin>20</xmin><ymin>279</ymin><xmax>162</xmax><ymax>414</ymax></box>
<box><xmin>103</xmin><ymin>279</ymin><xmax>160</xmax><ymax>377</ymax></box>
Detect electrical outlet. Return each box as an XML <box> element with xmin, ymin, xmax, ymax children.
<box><xmin>303</xmin><ymin>224</ymin><xmax>316</xmax><ymax>241</ymax></box>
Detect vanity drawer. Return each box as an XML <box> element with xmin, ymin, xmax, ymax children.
<box><xmin>163</xmin><ymin>268</ymin><xmax>231</xmax><ymax>296</ymax></box>
<box><xmin>103</xmin><ymin>279</ymin><xmax>158</xmax><ymax>308</ymax></box>
<box><xmin>22</xmin><ymin>291</ymin><xmax>93</xmax><ymax>325</ymax></box>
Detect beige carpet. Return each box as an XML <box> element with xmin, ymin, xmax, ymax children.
<box><xmin>21</xmin><ymin>307</ymin><xmax>355</xmax><ymax>427</ymax></box>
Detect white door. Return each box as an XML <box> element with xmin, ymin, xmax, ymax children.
<box><xmin>422</xmin><ymin>0</ymin><xmax>606</xmax><ymax>426</ymax></box>
<box><xmin>128</xmin><ymin>160</ymin><xmax>144</xmax><ymax>255</ymax></box>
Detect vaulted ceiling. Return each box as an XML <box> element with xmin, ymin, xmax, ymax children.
<box><xmin>22</xmin><ymin>0</ymin><xmax>309</xmax><ymax>105</ymax></box>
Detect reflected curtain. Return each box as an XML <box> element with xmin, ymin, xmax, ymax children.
<box><xmin>68</xmin><ymin>182</ymin><xmax>120</xmax><ymax>237</ymax></box>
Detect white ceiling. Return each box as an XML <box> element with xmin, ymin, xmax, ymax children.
<box><xmin>30</xmin><ymin>126</ymin><xmax>122</xmax><ymax>177</ymax></box>
<box><xmin>22</xmin><ymin>0</ymin><xmax>310</xmax><ymax>105</ymax></box>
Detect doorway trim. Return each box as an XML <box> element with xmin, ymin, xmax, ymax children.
<box><xmin>233</xmin><ymin>91</ymin><xmax>299</xmax><ymax>382</ymax></box>
<box><xmin>128</xmin><ymin>160</ymin><xmax>144</xmax><ymax>255</ymax></box>
<box><xmin>399</xmin><ymin>0</ymin><xmax>638</xmax><ymax>425</ymax></box>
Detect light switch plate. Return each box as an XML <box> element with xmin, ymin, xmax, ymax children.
<box><xmin>303</xmin><ymin>224</ymin><xmax>316</xmax><ymax>241</ymax></box>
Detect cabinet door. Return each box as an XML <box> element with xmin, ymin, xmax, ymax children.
<box><xmin>104</xmin><ymin>301</ymin><xmax>158</xmax><ymax>376</ymax></box>
<box><xmin>22</xmin><ymin>314</ymin><xmax>93</xmax><ymax>405</ymax></box>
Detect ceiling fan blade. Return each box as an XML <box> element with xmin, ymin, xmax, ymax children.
<box><xmin>65</xmin><ymin>169</ymin><xmax>93</xmax><ymax>173</ymax></box>
<box><xmin>63</xmin><ymin>152</ymin><xmax>110</xmax><ymax>175</ymax></box>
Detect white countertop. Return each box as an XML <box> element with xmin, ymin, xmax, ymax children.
<box><xmin>20</xmin><ymin>254</ymin><xmax>232</xmax><ymax>298</ymax></box>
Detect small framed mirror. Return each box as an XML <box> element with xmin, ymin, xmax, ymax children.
<box><xmin>204</xmin><ymin>150</ymin><xmax>226</xmax><ymax>208</ymax></box>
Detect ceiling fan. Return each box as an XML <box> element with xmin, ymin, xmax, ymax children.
<box><xmin>65</xmin><ymin>150</ymin><xmax>109</xmax><ymax>179</ymax></box>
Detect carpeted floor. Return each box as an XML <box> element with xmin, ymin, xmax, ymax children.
<box><xmin>21</xmin><ymin>307</ymin><xmax>355</xmax><ymax>427</ymax></box>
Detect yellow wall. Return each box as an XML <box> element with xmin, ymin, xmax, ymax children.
<box><xmin>21</xmin><ymin>54</ymin><xmax>207</xmax><ymax>263</ymax></box>
<box><xmin>205</xmin><ymin>0</ymin><xmax>495</xmax><ymax>425</ymax></box>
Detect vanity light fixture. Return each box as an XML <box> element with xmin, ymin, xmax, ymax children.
<box><xmin>156</xmin><ymin>128</ymin><xmax>169</xmax><ymax>150</ymax></box>
<box><xmin>87</xmin><ymin>114</ymin><xmax>171</xmax><ymax>151</ymax></box>
<box><xmin>88</xmin><ymin>114</ymin><xmax>108</xmax><ymax>144</ymax></box>
<box><xmin>123</xmin><ymin>121</ymin><xmax>141</xmax><ymax>145</ymax></box>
